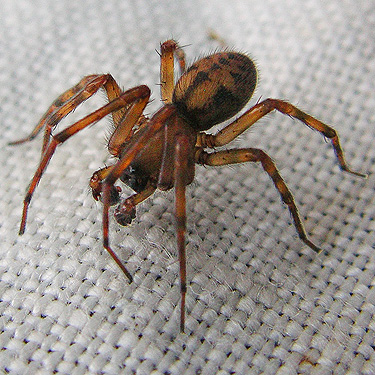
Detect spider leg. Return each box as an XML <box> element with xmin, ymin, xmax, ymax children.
<box><xmin>198</xmin><ymin>148</ymin><xmax>321</xmax><ymax>253</ymax></box>
<box><xmin>101</xmin><ymin>106</ymin><xmax>175</xmax><ymax>282</ymax></box>
<box><xmin>156</xmin><ymin>115</ymin><xmax>196</xmax><ymax>332</ymax></box>
<box><xmin>197</xmin><ymin>98</ymin><xmax>367</xmax><ymax>178</ymax></box>
<box><xmin>160</xmin><ymin>40</ymin><xmax>186</xmax><ymax>104</ymax></box>
<box><xmin>107</xmin><ymin>87</ymin><xmax>150</xmax><ymax>157</ymax></box>
<box><xmin>173</xmin><ymin>135</ymin><xmax>193</xmax><ymax>332</ymax></box>
<box><xmin>19</xmin><ymin>85</ymin><xmax>150</xmax><ymax>242</ymax></box>
<box><xmin>9</xmin><ymin>74</ymin><xmax>129</xmax><ymax>156</ymax></box>
<box><xmin>9</xmin><ymin>75</ymin><xmax>99</xmax><ymax>147</ymax></box>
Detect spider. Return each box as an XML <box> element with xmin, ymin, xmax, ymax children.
<box><xmin>10</xmin><ymin>40</ymin><xmax>366</xmax><ymax>332</ymax></box>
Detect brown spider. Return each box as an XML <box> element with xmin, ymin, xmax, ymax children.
<box><xmin>10</xmin><ymin>40</ymin><xmax>366</xmax><ymax>332</ymax></box>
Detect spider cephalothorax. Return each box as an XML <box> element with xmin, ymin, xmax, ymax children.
<box><xmin>10</xmin><ymin>40</ymin><xmax>366</xmax><ymax>332</ymax></box>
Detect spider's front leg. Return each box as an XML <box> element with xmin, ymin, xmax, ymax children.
<box><xmin>173</xmin><ymin>135</ymin><xmax>194</xmax><ymax>332</ymax></box>
<box><xmin>9</xmin><ymin>74</ymin><xmax>128</xmax><ymax>157</ymax></box>
<box><xmin>17</xmin><ymin>85</ymin><xmax>151</xmax><ymax>240</ymax></box>
<box><xmin>100</xmin><ymin>106</ymin><xmax>176</xmax><ymax>283</ymax></box>
<box><xmin>156</xmin><ymin>117</ymin><xmax>196</xmax><ymax>332</ymax></box>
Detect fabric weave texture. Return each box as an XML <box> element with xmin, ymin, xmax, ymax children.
<box><xmin>1</xmin><ymin>1</ymin><xmax>374</xmax><ymax>374</ymax></box>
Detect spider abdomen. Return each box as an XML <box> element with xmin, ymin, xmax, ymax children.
<box><xmin>172</xmin><ymin>52</ymin><xmax>257</xmax><ymax>131</ymax></box>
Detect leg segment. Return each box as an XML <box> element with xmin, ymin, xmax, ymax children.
<box><xmin>198</xmin><ymin>148</ymin><xmax>321</xmax><ymax>253</ymax></box>
<box><xmin>160</xmin><ymin>40</ymin><xmax>186</xmax><ymax>104</ymax></box>
<box><xmin>9</xmin><ymin>74</ymin><xmax>129</xmax><ymax>156</ymax></box>
<box><xmin>107</xmin><ymin>87</ymin><xmax>150</xmax><ymax>157</ymax></box>
<box><xmin>9</xmin><ymin>75</ymin><xmax>100</xmax><ymax>147</ymax></box>
<box><xmin>196</xmin><ymin>98</ymin><xmax>366</xmax><ymax>178</ymax></box>
<box><xmin>173</xmin><ymin>135</ymin><xmax>192</xmax><ymax>332</ymax></box>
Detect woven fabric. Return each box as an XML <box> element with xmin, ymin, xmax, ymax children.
<box><xmin>1</xmin><ymin>1</ymin><xmax>374</xmax><ymax>374</ymax></box>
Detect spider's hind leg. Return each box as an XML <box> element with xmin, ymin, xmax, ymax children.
<box><xmin>198</xmin><ymin>147</ymin><xmax>321</xmax><ymax>253</ymax></box>
<box><xmin>197</xmin><ymin>98</ymin><xmax>367</xmax><ymax>178</ymax></box>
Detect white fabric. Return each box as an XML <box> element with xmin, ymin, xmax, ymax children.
<box><xmin>1</xmin><ymin>1</ymin><xmax>374</xmax><ymax>374</ymax></box>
